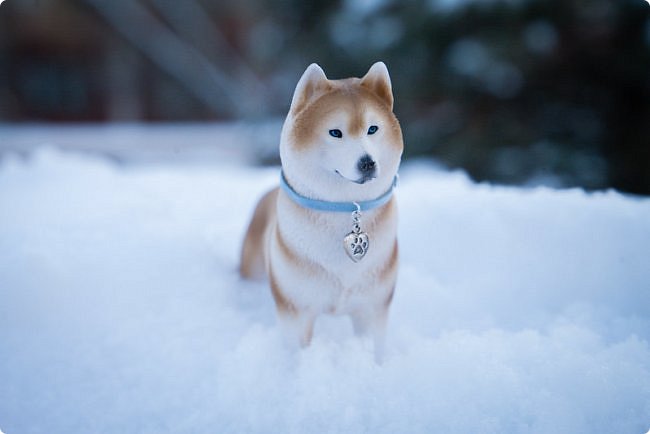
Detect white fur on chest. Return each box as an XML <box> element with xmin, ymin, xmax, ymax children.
<box><xmin>269</xmin><ymin>191</ymin><xmax>397</xmax><ymax>314</ymax></box>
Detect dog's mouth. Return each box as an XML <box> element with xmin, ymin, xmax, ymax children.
<box><xmin>335</xmin><ymin>170</ymin><xmax>376</xmax><ymax>185</ymax></box>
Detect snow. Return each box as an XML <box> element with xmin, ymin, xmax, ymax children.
<box><xmin>1</xmin><ymin>148</ymin><xmax>649</xmax><ymax>434</ymax></box>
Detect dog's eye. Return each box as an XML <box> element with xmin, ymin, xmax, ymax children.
<box><xmin>329</xmin><ymin>129</ymin><xmax>343</xmax><ymax>138</ymax></box>
<box><xmin>367</xmin><ymin>125</ymin><xmax>379</xmax><ymax>135</ymax></box>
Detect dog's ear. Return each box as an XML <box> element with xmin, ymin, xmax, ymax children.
<box><xmin>360</xmin><ymin>61</ymin><xmax>393</xmax><ymax>110</ymax></box>
<box><xmin>289</xmin><ymin>63</ymin><xmax>330</xmax><ymax>115</ymax></box>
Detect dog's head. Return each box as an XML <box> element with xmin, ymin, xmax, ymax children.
<box><xmin>280</xmin><ymin>62</ymin><xmax>403</xmax><ymax>202</ymax></box>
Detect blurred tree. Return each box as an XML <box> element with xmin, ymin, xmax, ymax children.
<box><xmin>0</xmin><ymin>0</ymin><xmax>648</xmax><ymax>194</ymax></box>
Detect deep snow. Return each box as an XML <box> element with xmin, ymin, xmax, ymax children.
<box><xmin>1</xmin><ymin>148</ymin><xmax>649</xmax><ymax>434</ymax></box>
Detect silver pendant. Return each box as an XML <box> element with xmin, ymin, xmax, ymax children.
<box><xmin>343</xmin><ymin>203</ymin><xmax>369</xmax><ymax>262</ymax></box>
<box><xmin>344</xmin><ymin>230</ymin><xmax>369</xmax><ymax>262</ymax></box>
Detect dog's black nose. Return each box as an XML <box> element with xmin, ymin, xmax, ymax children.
<box><xmin>357</xmin><ymin>154</ymin><xmax>376</xmax><ymax>176</ymax></box>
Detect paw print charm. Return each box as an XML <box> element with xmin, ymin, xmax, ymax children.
<box><xmin>344</xmin><ymin>231</ymin><xmax>369</xmax><ymax>262</ymax></box>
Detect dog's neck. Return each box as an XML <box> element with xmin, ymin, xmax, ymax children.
<box><xmin>280</xmin><ymin>171</ymin><xmax>397</xmax><ymax>213</ymax></box>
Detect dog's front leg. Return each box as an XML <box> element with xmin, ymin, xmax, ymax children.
<box><xmin>277</xmin><ymin>310</ymin><xmax>316</xmax><ymax>349</ymax></box>
<box><xmin>350</xmin><ymin>306</ymin><xmax>389</xmax><ymax>362</ymax></box>
<box><xmin>270</xmin><ymin>270</ymin><xmax>316</xmax><ymax>348</ymax></box>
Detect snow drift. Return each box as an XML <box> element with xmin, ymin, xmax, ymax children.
<box><xmin>1</xmin><ymin>148</ymin><xmax>649</xmax><ymax>434</ymax></box>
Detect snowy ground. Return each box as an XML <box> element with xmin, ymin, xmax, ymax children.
<box><xmin>1</xmin><ymin>145</ymin><xmax>649</xmax><ymax>434</ymax></box>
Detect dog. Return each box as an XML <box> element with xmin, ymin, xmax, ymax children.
<box><xmin>240</xmin><ymin>62</ymin><xmax>403</xmax><ymax>356</ymax></box>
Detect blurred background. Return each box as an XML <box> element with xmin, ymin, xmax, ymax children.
<box><xmin>1</xmin><ymin>0</ymin><xmax>649</xmax><ymax>195</ymax></box>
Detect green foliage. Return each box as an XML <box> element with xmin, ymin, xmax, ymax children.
<box><xmin>1</xmin><ymin>0</ymin><xmax>648</xmax><ymax>193</ymax></box>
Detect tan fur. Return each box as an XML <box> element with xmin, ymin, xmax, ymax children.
<box><xmin>273</xmin><ymin>220</ymin><xmax>327</xmax><ymax>278</ymax></box>
<box><xmin>291</xmin><ymin>86</ymin><xmax>400</xmax><ymax>152</ymax></box>
<box><xmin>239</xmin><ymin>188</ymin><xmax>278</xmax><ymax>280</ymax></box>
<box><xmin>239</xmin><ymin>62</ymin><xmax>403</xmax><ymax>357</ymax></box>
<box><xmin>379</xmin><ymin>240</ymin><xmax>399</xmax><ymax>288</ymax></box>
<box><xmin>269</xmin><ymin>267</ymin><xmax>296</xmax><ymax>315</ymax></box>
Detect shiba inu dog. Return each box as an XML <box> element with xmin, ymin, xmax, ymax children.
<box><xmin>240</xmin><ymin>62</ymin><xmax>403</xmax><ymax>356</ymax></box>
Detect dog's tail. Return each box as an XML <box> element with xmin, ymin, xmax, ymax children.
<box><xmin>239</xmin><ymin>187</ymin><xmax>278</xmax><ymax>280</ymax></box>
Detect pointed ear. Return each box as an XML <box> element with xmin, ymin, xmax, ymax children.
<box><xmin>360</xmin><ymin>61</ymin><xmax>393</xmax><ymax>110</ymax></box>
<box><xmin>289</xmin><ymin>63</ymin><xmax>330</xmax><ymax>114</ymax></box>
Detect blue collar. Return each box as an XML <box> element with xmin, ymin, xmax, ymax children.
<box><xmin>280</xmin><ymin>171</ymin><xmax>397</xmax><ymax>213</ymax></box>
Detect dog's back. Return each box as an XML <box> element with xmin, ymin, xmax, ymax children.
<box><xmin>239</xmin><ymin>187</ymin><xmax>278</xmax><ymax>280</ymax></box>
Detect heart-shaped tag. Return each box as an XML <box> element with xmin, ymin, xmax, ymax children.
<box><xmin>344</xmin><ymin>231</ymin><xmax>369</xmax><ymax>262</ymax></box>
